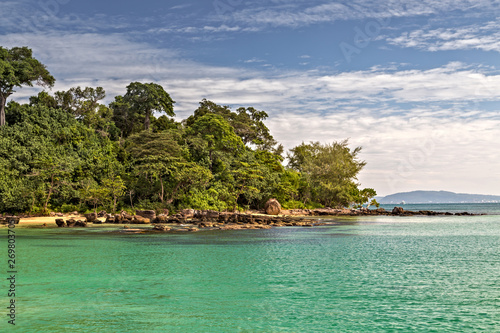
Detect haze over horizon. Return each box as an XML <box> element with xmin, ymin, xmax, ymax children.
<box><xmin>1</xmin><ymin>0</ymin><xmax>500</xmax><ymax>196</ymax></box>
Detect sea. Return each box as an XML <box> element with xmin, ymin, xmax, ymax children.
<box><xmin>1</xmin><ymin>203</ymin><xmax>500</xmax><ymax>332</ymax></box>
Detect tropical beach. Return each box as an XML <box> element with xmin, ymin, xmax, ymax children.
<box><xmin>2</xmin><ymin>0</ymin><xmax>500</xmax><ymax>332</ymax></box>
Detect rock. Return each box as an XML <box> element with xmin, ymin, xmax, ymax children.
<box><xmin>97</xmin><ymin>210</ymin><xmax>107</xmax><ymax>217</ymax></box>
<box><xmin>66</xmin><ymin>219</ymin><xmax>77</xmax><ymax>227</ymax></box>
<box><xmin>121</xmin><ymin>211</ymin><xmax>134</xmax><ymax>221</ymax></box>
<box><xmin>71</xmin><ymin>211</ymin><xmax>79</xmax><ymax>215</ymax></box>
<box><xmin>133</xmin><ymin>216</ymin><xmax>150</xmax><ymax>224</ymax></box>
<box><xmin>154</xmin><ymin>214</ymin><xmax>169</xmax><ymax>223</ymax></box>
<box><xmin>392</xmin><ymin>207</ymin><xmax>405</xmax><ymax>215</ymax></box>
<box><xmin>49</xmin><ymin>212</ymin><xmax>56</xmax><ymax>217</ymax></box>
<box><xmin>55</xmin><ymin>219</ymin><xmax>65</xmax><ymax>227</ymax></box>
<box><xmin>152</xmin><ymin>224</ymin><xmax>170</xmax><ymax>231</ymax></box>
<box><xmin>180</xmin><ymin>209</ymin><xmax>195</xmax><ymax>219</ymax></box>
<box><xmin>136</xmin><ymin>210</ymin><xmax>156</xmax><ymax>221</ymax></box>
<box><xmin>105</xmin><ymin>215</ymin><xmax>116</xmax><ymax>223</ymax></box>
<box><xmin>265</xmin><ymin>198</ymin><xmax>281</xmax><ymax>215</ymax></box>
<box><xmin>56</xmin><ymin>212</ymin><xmax>64</xmax><ymax>217</ymax></box>
<box><xmin>5</xmin><ymin>217</ymin><xmax>20</xmax><ymax>225</ymax></box>
<box><xmin>75</xmin><ymin>220</ymin><xmax>87</xmax><ymax>227</ymax></box>
<box><xmin>152</xmin><ymin>224</ymin><xmax>166</xmax><ymax>231</ymax></box>
<box><xmin>84</xmin><ymin>213</ymin><xmax>98</xmax><ymax>222</ymax></box>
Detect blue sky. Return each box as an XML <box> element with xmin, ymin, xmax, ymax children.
<box><xmin>2</xmin><ymin>0</ymin><xmax>500</xmax><ymax>196</ymax></box>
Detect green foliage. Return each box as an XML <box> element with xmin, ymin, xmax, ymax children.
<box><xmin>58</xmin><ymin>203</ymin><xmax>81</xmax><ymax>213</ymax></box>
<box><xmin>0</xmin><ymin>46</ymin><xmax>55</xmax><ymax>126</ymax></box>
<box><xmin>123</xmin><ymin>82</ymin><xmax>175</xmax><ymax>131</ymax></box>
<box><xmin>0</xmin><ymin>64</ymin><xmax>377</xmax><ymax>213</ymax></box>
<box><xmin>288</xmin><ymin>140</ymin><xmax>368</xmax><ymax>208</ymax></box>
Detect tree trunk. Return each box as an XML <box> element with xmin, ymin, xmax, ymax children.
<box><xmin>166</xmin><ymin>182</ymin><xmax>182</xmax><ymax>205</ymax></box>
<box><xmin>44</xmin><ymin>175</ymin><xmax>54</xmax><ymax>213</ymax></box>
<box><xmin>129</xmin><ymin>190</ymin><xmax>134</xmax><ymax>210</ymax></box>
<box><xmin>0</xmin><ymin>94</ymin><xmax>6</xmax><ymax>127</ymax></box>
<box><xmin>144</xmin><ymin>111</ymin><xmax>150</xmax><ymax>130</ymax></box>
<box><xmin>159</xmin><ymin>177</ymin><xmax>164</xmax><ymax>203</ymax></box>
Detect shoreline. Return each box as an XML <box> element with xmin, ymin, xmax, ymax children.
<box><xmin>0</xmin><ymin>206</ymin><xmax>486</xmax><ymax>232</ymax></box>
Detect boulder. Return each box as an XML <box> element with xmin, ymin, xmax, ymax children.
<box><xmin>392</xmin><ymin>207</ymin><xmax>405</xmax><ymax>215</ymax></box>
<box><xmin>180</xmin><ymin>209</ymin><xmax>195</xmax><ymax>219</ymax></box>
<box><xmin>154</xmin><ymin>214</ymin><xmax>169</xmax><ymax>223</ymax></box>
<box><xmin>133</xmin><ymin>216</ymin><xmax>150</xmax><ymax>224</ymax></box>
<box><xmin>152</xmin><ymin>224</ymin><xmax>170</xmax><ymax>231</ymax></box>
<box><xmin>105</xmin><ymin>215</ymin><xmax>116</xmax><ymax>223</ymax></box>
<box><xmin>75</xmin><ymin>220</ymin><xmax>87</xmax><ymax>227</ymax></box>
<box><xmin>84</xmin><ymin>213</ymin><xmax>98</xmax><ymax>222</ymax></box>
<box><xmin>66</xmin><ymin>219</ymin><xmax>77</xmax><ymax>227</ymax></box>
<box><xmin>265</xmin><ymin>198</ymin><xmax>281</xmax><ymax>215</ymax></box>
<box><xmin>55</xmin><ymin>219</ymin><xmax>66</xmax><ymax>227</ymax></box>
<box><xmin>120</xmin><ymin>212</ymin><xmax>134</xmax><ymax>222</ymax></box>
<box><xmin>5</xmin><ymin>217</ymin><xmax>20</xmax><ymax>225</ymax></box>
<box><xmin>136</xmin><ymin>210</ymin><xmax>156</xmax><ymax>221</ymax></box>
<box><xmin>97</xmin><ymin>210</ymin><xmax>107</xmax><ymax>217</ymax></box>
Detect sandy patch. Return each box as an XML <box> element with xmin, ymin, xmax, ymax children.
<box><xmin>18</xmin><ymin>216</ymin><xmax>105</xmax><ymax>224</ymax></box>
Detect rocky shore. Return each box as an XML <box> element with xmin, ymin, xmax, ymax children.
<box><xmin>3</xmin><ymin>203</ymin><xmax>480</xmax><ymax>231</ymax></box>
<box><xmin>40</xmin><ymin>205</ymin><xmax>480</xmax><ymax>232</ymax></box>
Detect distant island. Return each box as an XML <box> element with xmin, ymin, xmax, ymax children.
<box><xmin>379</xmin><ymin>191</ymin><xmax>500</xmax><ymax>204</ymax></box>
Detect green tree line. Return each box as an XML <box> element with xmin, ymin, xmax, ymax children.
<box><xmin>0</xmin><ymin>46</ymin><xmax>377</xmax><ymax>214</ymax></box>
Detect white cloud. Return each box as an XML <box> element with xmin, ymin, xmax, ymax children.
<box><xmin>218</xmin><ymin>0</ymin><xmax>500</xmax><ymax>30</ymax></box>
<box><xmin>387</xmin><ymin>21</ymin><xmax>500</xmax><ymax>52</ymax></box>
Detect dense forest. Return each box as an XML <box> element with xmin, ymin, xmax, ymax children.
<box><xmin>0</xmin><ymin>46</ymin><xmax>377</xmax><ymax>214</ymax></box>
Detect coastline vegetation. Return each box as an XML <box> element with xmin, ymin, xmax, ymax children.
<box><xmin>0</xmin><ymin>46</ymin><xmax>377</xmax><ymax>215</ymax></box>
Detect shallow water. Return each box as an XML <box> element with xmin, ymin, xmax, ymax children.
<box><xmin>1</xmin><ymin>212</ymin><xmax>500</xmax><ymax>332</ymax></box>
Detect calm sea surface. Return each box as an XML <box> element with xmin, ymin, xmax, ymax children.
<box><xmin>2</xmin><ymin>203</ymin><xmax>500</xmax><ymax>332</ymax></box>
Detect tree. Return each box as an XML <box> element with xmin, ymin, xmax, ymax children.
<box><xmin>101</xmin><ymin>176</ymin><xmax>126</xmax><ymax>213</ymax></box>
<box><xmin>288</xmin><ymin>140</ymin><xmax>367</xmax><ymax>207</ymax></box>
<box><xmin>0</xmin><ymin>46</ymin><xmax>55</xmax><ymax>126</ymax></box>
<box><xmin>122</xmin><ymin>82</ymin><xmax>175</xmax><ymax>130</ymax></box>
<box><xmin>188</xmin><ymin>113</ymin><xmax>244</xmax><ymax>171</ymax></box>
<box><xmin>31</xmin><ymin>158</ymin><xmax>74</xmax><ymax>213</ymax></box>
<box><xmin>126</xmin><ymin>130</ymin><xmax>212</xmax><ymax>206</ymax></box>
<box><xmin>231</xmin><ymin>161</ymin><xmax>264</xmax><ymax>210</ymax></box>
<box><xmin>185</xmin><ymin>99</ymin><xmax>277</xmax><ymax>151</ymax></box>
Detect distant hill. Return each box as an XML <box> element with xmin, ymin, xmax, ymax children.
<box><xmin>379</xmin><ymin>191</ymin><xmax>500</xmax><ymax>204</ymax></box>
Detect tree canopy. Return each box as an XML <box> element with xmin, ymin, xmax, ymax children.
<box><xmin>0</xmin><ymin>45</ymin><xmax>376</xmax><ymax>214</ymax></box>
<box><xmin>0</xmin><ymin>46</ymin><xmax>55</xmax><ymax>127</ymax></box>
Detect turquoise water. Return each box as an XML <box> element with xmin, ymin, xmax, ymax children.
<box><xmin>378</xmin><ymin>202</ymin><xmax>500</xmax><ymax>214</ymax></box>
<box><xmin>1</xmin><ymin>208</ymin><xmax>500</xmax><ymax>332</ymax></box>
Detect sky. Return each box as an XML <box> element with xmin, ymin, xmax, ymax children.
<box><xmin>1</xmin><ymin>0</ymin><xmax>500</xmax><ymax>196</ymax></box>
